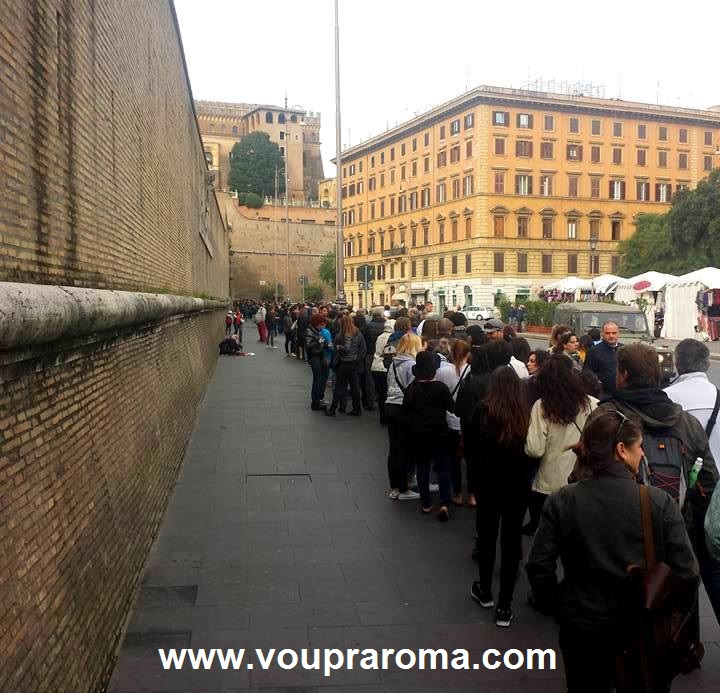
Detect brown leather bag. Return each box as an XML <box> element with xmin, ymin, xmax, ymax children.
<box><xmin>614</xmin><ymin>485</ymin><xmax>703</xmax><ymax>692</ymax></box>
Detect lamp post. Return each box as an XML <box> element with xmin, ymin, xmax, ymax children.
<box><xmin>589</xmin><ymin>230</ymin><xmax>598</xmax><ymax>301</ymax></box>
<box><xmin>334</xmin><ymin>0</ymin><xmax>345</xmax><ymax>305</ymax></box>
<box><xmin>284</xmin><ymin>97</ymin><xmax>305</xmax><ymax>302</ymax></box>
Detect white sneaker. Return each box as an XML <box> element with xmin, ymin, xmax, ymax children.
<box><xmin>397</xmin><ymin>490</ymin><xmax>420</xmax><ymax>500</ymax></box>
<box><xmin>388</xmin><ymin>489</ymin><xmax>400</xmax><ymax>500</ymax></box>
<box><xmin>429</xmin><ymin>483</ymin><xmax>440</xmax><ymax>493</ymax></box>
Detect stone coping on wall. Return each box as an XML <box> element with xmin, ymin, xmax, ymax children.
<box><xmin>0</xmin><ymin>282</ymin><xmax>228</xmax><ymax>351</ymax></box>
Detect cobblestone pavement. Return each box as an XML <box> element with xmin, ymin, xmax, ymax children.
<box><xmin>108</xmin><ymin>344</ymin><xmax>720</xmax><ymax>692</ymax></box>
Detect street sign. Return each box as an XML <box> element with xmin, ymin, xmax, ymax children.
<box><xmin>298</xmin><ymin>275</ymin><xmax>308</xmax><ymax>286</ymax></box>
<box><xmin>357</xmin><ymin>264</ymin><xmax>375</xmax><ymax>284</ymax></box>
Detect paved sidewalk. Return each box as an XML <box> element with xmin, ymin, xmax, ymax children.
<box><xmin>107</xmin><ymin>345</ymin><xmax>720</xmax><ymax>692</ymax></box>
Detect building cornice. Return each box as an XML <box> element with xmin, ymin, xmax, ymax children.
<box><xmin>334</xmin><ymin>85</ymin><xmax>720</xmax><ymax>163</ymax></box>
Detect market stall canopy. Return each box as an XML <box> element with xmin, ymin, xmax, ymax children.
<box><xmin>662</xmin><ymin>267</ymin><xmax>720</xmax><ymax>340</ymax></box>
<box><xmin>665</xmin><ymin>267</ymin><xmax>720</xmax><ymax>289</ymax></box>
<box><xmin>592</xmin><ymin>274</ymin><xmax>624</xmax><ymax>294</ymax></box>
<box><xmin>615</xmin><ymin>271</ymin><xmax>676</xmax><ymax>293</ymax></box>
<box><xmin>543</xmin><ymin>276</ymin><xmax>592</xmax><ymax>292</ymax></box>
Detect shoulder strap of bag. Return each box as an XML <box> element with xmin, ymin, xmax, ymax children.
<box><xmin>392</xmin><ymin>362</ymin><xmax>407</xmax><ymax>394</ymax></box>
<box><xmin>706</xmin><ymin>387</ymin><xmax>720</xmax><ymax>438</ymax></box>
<box><xmin>451</xmin><ymin>365</ymin><xmax>470</xmax><ymax>397</ymax></box>
<box><xmin>640</xmin><ymin>484</ymin><xmax>656</xmax><ymax>570</ymax></box>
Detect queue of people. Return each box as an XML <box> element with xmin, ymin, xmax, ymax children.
<box><xmin>238</xmin><ymin>297</ymin><xmax>719</xmax><ymax>692</ymax></box>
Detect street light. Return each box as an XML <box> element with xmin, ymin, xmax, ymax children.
<box><xmin>589</xmin><ymin>229</ymin><xmax>599</xmax><ymax>301</ymax></box>
<box><xmin>284</xmin><ymin>97</ymin><xmax>305</xmax><ymax>302</ymax></box>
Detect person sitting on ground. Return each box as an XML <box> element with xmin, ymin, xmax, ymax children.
<box><xmin>526</xmin><ymin>409</ymin><xmax>699</xmax><ymax>693</ymax></box>
<box><xmin>219</xmin><ymin>333</ymin><xmax>241</xmax><ymax>355</ymax></box>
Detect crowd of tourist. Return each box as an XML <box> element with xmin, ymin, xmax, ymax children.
<box><xmin>223</xmin><ymin>297</ymin><xmax>720</xmax><ymax>692</ymax></box>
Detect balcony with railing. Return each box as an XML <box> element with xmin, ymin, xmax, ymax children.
<box><xmin>381</xmin><ymin>244</ymin><xmax>407</xmax><ymax>258</ymax></box>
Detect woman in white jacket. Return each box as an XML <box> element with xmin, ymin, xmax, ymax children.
<box><xmin>524</xmin><ymin>355</ymin><xmax>598</xmax><ymax>534</ymax></box>
<box><xmin>371</xmin><ymin>319</ymin><xmax>395</xmax><ymax>425</ymax></box>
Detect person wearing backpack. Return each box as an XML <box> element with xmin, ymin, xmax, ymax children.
<box><xmin>591</xmin><ymin>342</ymin><xmax>719</xmax><ymax>624</ymax></box>
<box><xmin>371</xmin><ymin>318</ymin><xmax>395</xmax><ymax>425</ymax></box>
<box><xmin>527</xmin><ymin>409</ymin><xmax>699</xmax><ymax>693</ymax></box>
<box><xmin>665</xmin><ymin>338</ymin><xmax>720</xmax><ymax>621</ymax></box>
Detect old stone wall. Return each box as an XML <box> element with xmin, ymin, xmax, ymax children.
<box><xmin>219</xmin><ymin>194</ymin><xmax>336</xmax><ymax>300</ymax></box>
<box><xmin>0</xmin><ymin>0</ymin><xmax>228</xmax><ymax>298</ymax></box>
<box><xmin>0</xmin><ymin>2</ymin><xmax>229</xmax><ymax>692</ymax></box>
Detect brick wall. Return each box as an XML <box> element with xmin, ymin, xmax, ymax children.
<box><xmin>0</xmin><ymin>1</ymin><xmax>230</xmax><ymax>691</ymax></box>
<box><xmin>0</xmin><ymin>309</ymin><xmax>224</xmax><ymax>693</ymax></box>
<box><xmin>0</xmin><ymin>0</ymin><xmax>228</xmax><ymax>298</ymax></box>
<box><xmin>219</xmin><ymin>194</ymin><xmax>336</xmax><ymax>300</ymax></box>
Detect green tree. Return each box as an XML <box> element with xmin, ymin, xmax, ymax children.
<box><xmin>228</xmin><ymin>132</ymin><xmax>285</xmax><ymax>199</ymax></box>
<box><xmin>304</xmin><ymin>284</ymin><xmax>325</xmax><ymax>303</ymax></box>
<box><xmin>618</xmin><ymin>214</ymin><xmax>677</xmax><ymax>275</ymax></box>
<box><xmin>318</xmin><ymin>250</ymin><xmax>336</xmax><ymax>288</ymax></box>
<box><xmin>667</xmin><ymin>169</ymin><xmax>720</xmax><ymax>268</ymax></box>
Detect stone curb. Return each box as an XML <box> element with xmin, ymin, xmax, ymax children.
<box><xmin>0</xmin><ymin>282</ymin><xmax>228</xmax><ymax>350</ymax></box>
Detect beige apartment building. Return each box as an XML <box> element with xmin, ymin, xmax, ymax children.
<box><xmin>339</xmin><ymin>86</ymin><xmax>720</xmax><ymax>310</ymax></box>
<box><xmin>196</xmin><ymin>101</ymin><xmax>324</xmax><ymax>200</ymax></box>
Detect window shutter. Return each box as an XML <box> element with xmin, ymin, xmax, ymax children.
<box><xmin>578</xmin><ymin>145</ymin><xmax>583</xmax><ymax>161</ymax></box>
<box><xmin>527</xmin><ymin>176</ymin><xmax>533</xmax><ymax>195</ymax></box>
<box><xmin>516</xmin><ymin>113</ymin><xmax>521</xmax><ymax>128</ymax></box>
<box><xmin>515</xmin><ymin>176</ymin><xmax>520</xmax><ymax>194</ymax></box>
<box><xmin>528</xmin><ymin>142</ymin><xmax>533</xmax><ymax>157</ymax></box>
<box><xmin>667</xmin><ymin>184</ymin><xmax>672</xmax><ymax>199</ymax></box>
<box><xmin>621</xmin><ymin>181</ymin><xmax>626</xmax><ymax>199</ymax></box>
<box><xmin>655</xmin><ymin>183</ymin><xmax>660</xmax><ymax>201</ymax></box>
<box><xmin>528</xmin><ymin>114</ymin><xmax>534</xmax><ymax>129</ymax></box>
<box><xmin>609</xmin><ymin>180</ymin><xmax>614</xmax><ymax>198</ymax></box>
<box><xmin>566</xmin><ymin>144</ymin><xmax>571</xmax><ymax>159</ymax></box>
<box><xmin>504</xmin><ymin>111</ymin><xmax>510</xmax><ymax>125</ymax></box>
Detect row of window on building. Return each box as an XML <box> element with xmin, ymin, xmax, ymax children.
<box><xmin>494</xmin><ymin>138</ymin><xmax>714</xmax><ymax>171</ymax></box>
<box><xmin>492</xmin><ymin>213</ymin><xmax>622</xmax><ymax>242</ymax></box>
<box><xmin>346</xmin><ymin>251</ymin><xmax>618</xmax><ymax>282</ymax></box>
<box><xmin>344</xmin><ymin>211</ymin><xmax>622</xmax><ymax>256</ymax></box>
<box><xmin>496</xmin><ymin>172</ymin><xmax>684</xmax><ymax>202</ymax></box>
<box><xmin>492</xmin><ymin>111</ymin><xmax>716</xmax><ymax>146</ymax></box>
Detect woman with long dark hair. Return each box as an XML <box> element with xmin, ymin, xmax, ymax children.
<box><xmin>325</xmin><ymin>314</ymin><xmax>366</xmax><ymax>417</ymax></box>
<box><xmin>470</xmin><ymin>366</ymin><xmax>534</xmax><ymax>628</ymax></box>
<box><xmin>527</xmin><ymin>410</ymin><xmax>699</xmax><ymax>693</ymax></box>
<box><xmin>523</xmin><ymin>355</ymin><xmax>598</xmax><ymax>534</ymax></box>
<box><xmin>552</xmin><ymin>330</ymin><xmax>582</xmax><ymax>370</ymax></box>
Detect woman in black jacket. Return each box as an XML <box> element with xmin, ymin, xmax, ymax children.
<box><xmin>326</xmin><ymin>314</ymin><xmax>366</xmax><ymax>417</ymax></box>
<box><xmin>526</xmin><ymin>409</ymin><xmax>699</xmax><ymax>693</ymax></box>
<box><xmin>402</xmin><ymin>350</ymin><xmax>455</xmax><ymax>521</ymax></box>
<box><xmin>470</xmin><ymin>365</ymin><xmax>534</xmax><ymax>629</ymax></box>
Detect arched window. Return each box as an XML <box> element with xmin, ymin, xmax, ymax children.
<box><xmin>208</xmin><ymin>123</ymin><xmax>215</xmax><ymax>131</ymax></box>
<box><xmin>265</xmin><ymin>112</ymin><xmax>274</xmax><ymax>123</ymax></box>
<box><xmin>204</xmin><ymin>150</ymin><xmax>213</xmax><ymax>166</ymax></box>
<box><xmin>220</xmin><ymin>124</ymin><xmax>226</xmax><ymax>133</ymax></box>
<box><xmin>231</xmin><ymin>126</ymin><xmax>238</xmax><ymax>135</ymax></box>
<box><xmin>278</xmin><ymin>113</ymin><xmax>286</xmax><ymax>124</ymax></box>
<box><xmin>290</xmin><ymin>114</ymin><xmax>298</xmax><ymax>123</ymax></box>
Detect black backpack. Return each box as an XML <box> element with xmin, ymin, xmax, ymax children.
<box><xmin>639</xmin><ymin>429</ymin><xmax>688</xmax><ymax>505</ymax></box>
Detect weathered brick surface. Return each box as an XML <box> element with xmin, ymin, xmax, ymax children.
<box><xmin>0</xmin><ymin>0</ymin><xmax>228</xmax><ymax>298</ymax></box>
<box><xmin>0</xmin><ymin>1</ymin><xmax>230</xmax><ymax>691</ymax></box>
<box><xmin>0</xmin><ymin>310</ymin><xmax>223</xmax><ymax>693</ymax></box>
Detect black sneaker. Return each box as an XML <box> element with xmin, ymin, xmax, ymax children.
<box><xmin>470</xmin><ymin>581</ymin><xmax>494</xmax><ymax>608</ymax></box>
<box><xmin>495</xmin><ymin>606</ymin><xmax>513</xmax><ymax>628</ymax></box>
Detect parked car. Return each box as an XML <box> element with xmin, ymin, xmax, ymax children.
<box><xmin>462</xmin><ymin>306</ymin><xmax>493</xmax><ymax>320</ymax></box>
<box><xmin>553</xmin><ymin>302</ymin><xmax>675</xmax><ymax>382</ymax></box>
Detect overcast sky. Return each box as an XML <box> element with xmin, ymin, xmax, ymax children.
<box><xmin>175</xmin><ymin>0</ymin><xmax>720</xmax><ymax>176</ymax></box>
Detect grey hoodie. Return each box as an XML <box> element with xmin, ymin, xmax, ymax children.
<box><xmin>386</xmin><ymin>353</ymin><xmax>416</xmax><ymax>406</ymax></box>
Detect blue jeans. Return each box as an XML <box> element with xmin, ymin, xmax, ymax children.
<box><xmin>309</xmin><ymin>355</ymin><xmax>329</xmax><ymax>405</ymax></box>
